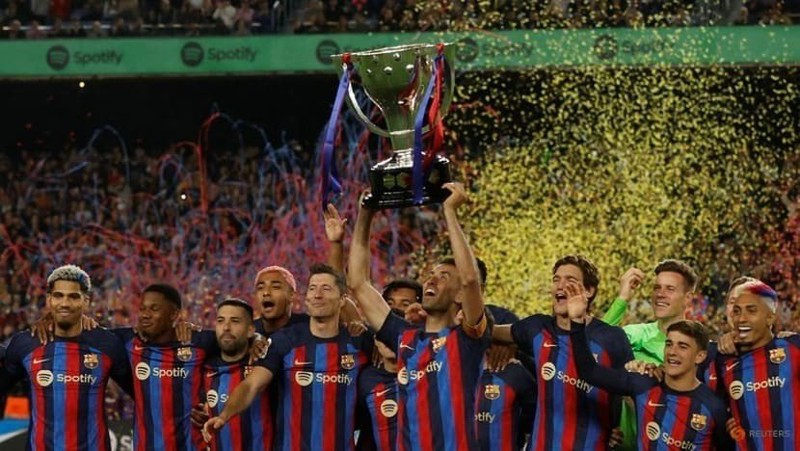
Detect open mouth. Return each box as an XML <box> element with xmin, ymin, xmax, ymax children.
<box><xmin>737</xmin><ymin>326</ymin><xmax>752</xmax><ymax>339</ymax></box>
<box><xmin>424</xmin><ymin>288</ymin><xmax>437</xmax><ymax>297</ymax></box>
<box><xmin>261</xmin><ymin>300</ymin><xmax>276</xmax><ymax>309</ymax></box>
<box><xmin>654</xmin><ymin>301</ymin><xmax>669</xmax><ymax>309</ymax></box>
<box><xmin>555</xmin><ymin>293</ymin><xmax>567</xmax><ymax>303</ymax></box>
<box><xmin>666</xmin><ymin>358</ymin><xmax>681</xmax><ymax>367</ymax></box>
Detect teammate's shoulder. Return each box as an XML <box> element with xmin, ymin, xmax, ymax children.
<box><xmin>517</xmin><ymin>313</ymin><xmax>550</xmax><ymax>328</ymax></box>
<box><xmin>110</xmin><ymin>327</ymin><xmax>136</xmax><ymax>341</ymax></box>
<box><xmin>693</xmin><ymin>383</ymin><xmax>727</xmax><ymax>411</ymax></box>
<box><xmin>776</xmin><ymin>332</ymin><xmax>800</xmax><ymax>348</ymax></box>
<box><xmin>5</xmin><ymin>330</ymin><xmax>40</xmax><ymax>349</ymax></box>
<box><xmin>588</xmin><ymin>318</ymin><xmax>628</xmax><ymax>338</ymax></box>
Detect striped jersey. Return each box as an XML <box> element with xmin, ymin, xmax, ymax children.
<box><xmin>511</xmin><ymin>315</ymin><xmax>633</xmax><ymax>450</ymax></box>
<box><xmin>570</xmin><ymin>320</ymin><xmax>733</xmax><ymax>450</ymax></box>
<box><xmin>712</xmin><ymin>335</ymin><xmax>800</xmax><ymax>450</ymax></box>
<box><xmin>257</xmin><ymin>322</ymin><xmax>372</xmax><ymax>451</ymax></box>
<box><xmin>376</xmin><ymin>313</ymin><xmax>491</xmax><ymax>451</ymax></box>
<box><xmin>0</xmin><ymin>329</ymin><xmax>132</xmax><ymax>451</ymax></box>
<box><xmin>114</xmin><ymin>328</ymin><xmax>217</xmax><ymax>451</ymax></box>
<box><xmin>474</xmin><ymin>360</ymin><xmax>536</xmax><ymax>451</ymax></box>
<box><xmin>357</xmin><ymin>364</ymin><xmax>399</xmax><ymax>451</ymax></box>
<box><xmin>203</xmin><ymin>355</ymin><xmax>274</xmax><ymax>451</ymax></box>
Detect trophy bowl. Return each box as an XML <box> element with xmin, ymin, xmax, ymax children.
<box><xmin>331</xmin><ymin>43</ymin><xmax>456</xmax><ymax>209</ymax></box>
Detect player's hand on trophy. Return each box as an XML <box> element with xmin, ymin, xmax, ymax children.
<box><xmin>323</xmin><ymin>203</ymin><xmax>347</xmax><ymax>243</ymax></box>
<box><xmin>618</xmin><ymin>267</ymin><xmax>645</xmax><ymax>302</ymax></box>
<box><xmin>442</xmin><ymin>182</ymin><xmax>468</xmax><ymax>211</ymax></box>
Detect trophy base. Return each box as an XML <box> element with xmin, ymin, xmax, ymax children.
<box><xmin>362</xmin><ymin>151</ymin><xmax>451</xmax><ymax>209</ymax></box>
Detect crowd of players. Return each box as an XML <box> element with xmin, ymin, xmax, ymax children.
<box><xmin>0</xmin><ymin>182</ymin><xmax>798</xmax><ymax>451</ymax></box>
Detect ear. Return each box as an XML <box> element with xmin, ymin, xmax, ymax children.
<box><xmin>766</xmin><ymin>310</ymin><xmax>776</xmax><ymax>328</ymax></box>
<box><xmin>247</xmin><ymin>323</ymin><xmax>255</xmax><ymax>339</ymax></box>
<box><xmin>170</xmin><ymin>308</ymin><xmax>181</xmax><ymax>323</ymax></box>
<box><xmin>585</xmin><ymin>286</ymin><xmax>596</xmax><ymax>301</ymax></box>
<box><xmin>694</xmin><ymin>350</ymin><xmax>708</xmax><ymax>366</ymax></box>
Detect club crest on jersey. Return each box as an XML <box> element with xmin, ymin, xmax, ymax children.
<box><xmin>690</xmin><ymin>413</ymin><xmax>707</xmax><ymax>431</ymax></box>
<box><xmin>341</xmin><ymin>354</ymin><xmax>355</xmax><ymax>370</ymax></box>
<box><xmin>83</xmin><ymin>353</ymin><xmax>99</xmax><ymax>369</ymax></box>
<box><xmin>769</xmin><ymin>348</ymin><xmax>786</xmax><ymax>364</ymax></box>
<box><xmin>177</xmin><ymin>347</ymin><xmax>193</xmax><ymax>362</ymax></box>
<box><xmin>484</xmin><ymin>384</ymin><xmax>501</xmax><ymax>400</ymax></box>
<box><xmin>432</xmin><ymin>336</ymin><xmax>447</xmax><ymax>352</ymax></box>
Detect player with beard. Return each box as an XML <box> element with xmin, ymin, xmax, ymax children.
<box><xmin>492</xmin><ymin>255</ymin><xmax>633</xmax><ymax>450</ymax></box>
<box><xmin>202</xmin><ymin>298</ymin><xmax>272</xmax><ymax>451</ymax></box>
<box><xmin>0</xmin><ymin>265</ymin><xmax>133</xmax><ymax>451</ymax></box>
<box><xmin>204</xmin><ymin>264</ymin><xmax>373</xmax><ymax>451</ymax></box>
<box><xmin>114</xmin><ymin>283</ymin><xmax>218</xmax><ymax>451</ymax></box>
<box><xmin>348</xmin><ymin>182</ymin><xmax>490</xmax><ymax>451</ymax></box>
<box><xmin>601</xmin><ymin>259</ymin><xmax>698</xmax><ymax>450</ymax></box>
<box><xmin>711</xmin><ymin>280</ymin><xmax>800</xmax><ymax>450</ymax></box>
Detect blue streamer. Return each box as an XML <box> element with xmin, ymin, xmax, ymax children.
<box><xmin>411</xmin><ymin>54</ymin><xmax>442</xmax><ymax>205</ymax></box>
<box><xmin>321</xmin><ymin>63</ymin><xmax>351</xmax><ymax>208</ymax></box>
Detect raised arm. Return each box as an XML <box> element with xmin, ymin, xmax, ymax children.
<box><xmin>442</xmin><ymin>182</ymin><xmax>484</xmax><ymax>328</ymax></box>
<box><xmin>565</xmin><ymin>283</ymin><xmax>649</xmax><ymax>397</ymax></box>
<box><xmin>346</xmin><ymin>200</ymin><xmax>390</xmax><ymax>331</ymax></box>
<box><xmin>324</xmin><ymin>203</ymin><xmax>346</xmax><ymax>273</ymax></box>
<box><xmin>602</xmin><ymin>267</ymin><xmax>645</xmax><ymax>326</ymax></box>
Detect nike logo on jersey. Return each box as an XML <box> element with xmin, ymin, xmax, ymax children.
<box><xmin>376</xmin><ymin>388</ymin><xmax>393</xmax><ymax>397</ymax></box>
<box><xmin>33</xmin><ymin>358</ymin><xmax>51</xmax><ymax>364</ymax></box>
<box><xmin>647</xmin><ymin>400</ymin><xmax>666</xmax><ymax>407</ymax></box>
<box><xmin>725</xmin><ymin>361</ymin><xmax>740</xmax><ymax>372</ymax></box>
<box><xmin>205</xmin><ymin>371</ymin><xmax>220</xmax><ymax>378</ymax></box>
<box><xmin>294</xmin><ymin>359</ymin><xmax>313</xmax><ymax>366</ymax></box>
<box><xmin>543</xmin><ymin>342</ymin><xmax>558</xmax><ymax>348</ymax></box>
<box><xmin>399</xmin><ymin>344</ymin><xmax>415</xmax><ymax>351</ymax></box>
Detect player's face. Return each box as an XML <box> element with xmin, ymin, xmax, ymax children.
<box><xmin>305</xmin><ymin>273</ymin><xmax>344</xmax><ymax>320</ymax></box>
<box><xmin>138</xmin><ymin>291</ymin><xmax>179</xmax><ymax>339</ymax></box>
<box><xmin>254</xmin><ymin>271</ymin><xmax>294</xmax><ymax>321</ymax></box>
<box><xmin>215</xmin><ymin>305</ymin><xmax>254</xmax><ymax>357</ymax></box>
<box><xmin>386</xmin><ymin>287</ymin><xmax>417</xmax><ymax>313</ymax></box>
<box><xmin>663</xmin><ymin>331</ymin><xmax>706</xmax><ymax>378</ymax></box>
<box><xmin>422</xmin><ymin>264</ymin><xmax>459</xmax><ymax>314</ymax></box>
<box><xmin>47</xmin><ymin>280</ymin><xmax>88</xmax><ymax>329</ymax></box>
<box><xmin>652</xmin><ymin>271</ymin><xmax>690</xmax><ymax>320</ymax></box>
<box><xmin>730</xmin><ymin>292</ymin><xmax>775</xmax><ymax>349</ymax></box>
<box><xmin>551</xmin><ymin>264</ymin><xmax>591</xmax><ymax>316</ymax></box>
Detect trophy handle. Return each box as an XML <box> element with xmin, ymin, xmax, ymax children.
<box><xmin>339</xmin><ymin>52</ymin><xmax>456</xmax><ymax>140</ymax></box>
<box><xmin>343</xmin><ymin>78</ymin><xmax>391</xmax><ymax>138</ymax></box>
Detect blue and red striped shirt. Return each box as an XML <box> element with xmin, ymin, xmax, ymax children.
<box><xmin>712</xmin><ymin>335</ymin><xmax>800</xmax><ymax>450</ymax></box>
<box><xmin>511</xmin><ymin>315</ymin><xmax>633</xmax><ymax>450</ymax></box>
<box><xmin>202</xmin><ymin>355</ymin><xmax>273</xmax><ymax>451</ymax></box>
<box><xmin>474</xmin><ymin>360</ymin><xmax>536</xmax><ymax>451</ymax></box>
<box><xmin>376</xmin><ymin>313</ymin><xmax>491</xmax><ymax>451</ymax></box>
<box><xmin>570</xmin><ymin>321</ymin><xmax>733</xmax><ymax>450</ymax></box>
<box><xmin>258</xmin><ymin>322</ymin><xmax>372</xmax><ymax>451</ymax></box>
<box><xmin>357</xmin><ymin>364</ymin><xmax>399</xmax><ymax>451</ymax></box>
<box><xmin>114</xmin><ymin>328</ymin><xmax>217</xmax><ymax>451</ymax></box>
<box><xmin>0</xmin><ymin>329</ymin><xmax>132</xmax><ymax>451</ymax></box>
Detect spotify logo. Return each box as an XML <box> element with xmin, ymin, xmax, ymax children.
<box><xmin>135</xmin><ymin>362</ymin><xmax>151</xmax><ymax>381</ymax></box>
<box><xmin>36</xmin><ymin>370</ymin><xmax>54</xmax><ymax>387</ymax></box>
<box><xmin>46</xmin><ymin>46</ymin><xmax>70</xmax><ymax>70</ymax></box>
<box><xmin>729</xmin><ymin>381</ymin><xmax>744</xmax><ymax>400</ymax></box>
<box><xmin>206</xmin><ymin>389</ymin><xmax>219</xmax><ymax>408</ymax></box>
<box><xmin>541</xmin><ymin>362</ymin><xmax>556</xmax><ymax>381</ymax></box>
<box><xmin>380</xmin><ymin>399</ymin><xmax>398</xmax><ymax>418</ymax></box>
<box><xmin>646</xmin><ymin>421</ymin><xmax>661</xmax><ymax>441</ymax></box>
<box><xmin>181</xmin><ymin>42</ymin><xmax>204</xmax><ymax>67</ymax></box>
<box><xmin>295</xmin><ymin>371</ymin><xmax>314</xmax><ymax>387</ymax></box>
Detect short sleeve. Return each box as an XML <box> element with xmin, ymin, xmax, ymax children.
<box><xmin>255</xmin><ymin>330</ymin><xmax>291</xmax><ymax>375</ymax></box>
<box><xmin>510</xmin><ymin>315</ymin><xmax>547</xmax><ymax>355</ymax></box>
<box><xmin>376</xmin><ymin>313</ymin><xmax>414</xmax><ymax>353</ymax></box>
